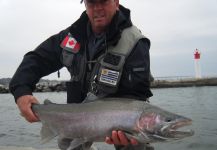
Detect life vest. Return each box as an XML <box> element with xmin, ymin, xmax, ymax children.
<box><xmin>61</xmin><ymin>25</ymin><xmax>145</xmax><ymax>102</ymax></box>
<box><xmin>89</xmin><ymin>25</ymin><xmax>145</xmax><ymax>96</ymax></box>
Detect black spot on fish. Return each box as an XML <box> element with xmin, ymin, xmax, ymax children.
<box><xmin>0</xmin><ymin>133</ymin><xmax>6</xmax><ymax>138</ymax></box>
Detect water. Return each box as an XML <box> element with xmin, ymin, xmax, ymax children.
<box><xmin>0</xmin><ymin>86</ymin><xmax>217</xmax><ymax>150</ymax></box>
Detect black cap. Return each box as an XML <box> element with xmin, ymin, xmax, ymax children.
<box><xmin>81</xmin><ymin>0</ymin><xmax>104</xmax><ymax>3</ymax></box>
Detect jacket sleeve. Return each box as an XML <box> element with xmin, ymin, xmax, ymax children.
<box><xmin>117</xmin><ymin>38</ymin><xmax>153</xmax><ymax>100</ymax></box>
<box><xmin>9</xmin><ymin>29</ymin><xmax>68</xmax><ymax>101</ymax></box>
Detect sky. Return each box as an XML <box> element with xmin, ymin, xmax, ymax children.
<box><xmin>0</xmin><ymin>0</ymin><xmax>217</xmax><ymax>80</ymax></box>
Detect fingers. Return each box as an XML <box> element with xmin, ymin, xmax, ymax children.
<box><xmin>105</xmin><ymin>130</ymin><xmax>138</xmax><ymax>146</ymax></box>
<box><xmin>130</xmin><ymin>138</ymin><xmax>138</xmax><ymax>145</ymax></box>
<box><xmin>17</xmin><ymin>95</ymin><xmax>40</xmax><ymax>123</ymax></box>
<box><xmin>117</xmin><ymin>131</ymin><xmax>129</xmax><ymax>145</ymax></box>
<box><xmin>108</xmin><ymin>131</ymin><xmax>125</xmax><ymax>145</ymax></box>
<box><xmin>105</xmin><ymin>137</ymin><xmax>113</xmax><ymax>145</ymax></box>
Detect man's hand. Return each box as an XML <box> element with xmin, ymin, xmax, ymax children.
<box><xmin>105</xmin><ymin>130</ymin><xmax>138</xmax><ymax>146</ymax></box>
<box><xmin>17</xmin><ymin>95</ymin><xmax>39</xmax><ymax>123</ymax></box>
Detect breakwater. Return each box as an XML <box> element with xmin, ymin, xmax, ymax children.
<box><xmin>151</xmin><ymin>77</ymin><xmax>217</xmax><ymax>88</ymax></box>
<box><xmin>1</xmin><ymin>77</ymin><xmax>217</xmax><ymax>93</ymax></box>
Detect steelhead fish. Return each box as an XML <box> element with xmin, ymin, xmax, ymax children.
<box><xmin>32</xmin><ymin>98</ymin><xmax>194</xmax><ymax>149</ymax></box>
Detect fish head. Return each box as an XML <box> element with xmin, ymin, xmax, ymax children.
<box><xmin>135</xmin><ymin>105</ymin><xmax>194</xmax><ymax>143</ymax></box>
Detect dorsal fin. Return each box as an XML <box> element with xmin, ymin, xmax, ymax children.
<box><xmin>43</xmin><ymin>99</ymin><xmax>54</xmax><ymax>105</ymax></box>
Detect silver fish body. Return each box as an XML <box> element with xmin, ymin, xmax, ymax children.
<box><xmin>32</xmin><ymin>98</ymin><xmax>194</xmax><ymax>149</ymax></box>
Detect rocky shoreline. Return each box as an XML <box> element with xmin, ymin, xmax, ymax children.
<box><xmin>1</xmin><ymin>77</ymin><xmax>217</xmax><ymax>94</ymax></box>
<box><xmin>151</xmin><ymin>77</ymin><xmax>217</xmax><ymax>88</ymax></box>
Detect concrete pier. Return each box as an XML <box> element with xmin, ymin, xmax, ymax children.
<box><xmin>0</xmin><ymin>147</ymin><xmax>58</xmax><ymax>150</ymax></box>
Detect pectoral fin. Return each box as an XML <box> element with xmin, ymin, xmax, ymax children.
<box><xmin>124</xmin><ymin>132</ymin><xmax>139</xmax><ymax>140</ymax></box>
<box><xmin>124</xmin><ymin>131</ymin><xmax>149</xmax><ymax>143</ymax></box>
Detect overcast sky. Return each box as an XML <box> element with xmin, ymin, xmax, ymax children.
<box><xmin>0</xmin><ymin>0</ymin><xmax>217</xmax><ymax>80</ymax></box>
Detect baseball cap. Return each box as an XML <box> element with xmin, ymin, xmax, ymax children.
<box><xmin>80</xmin><ymin>0</ymin><xmax>108</xmax><ymax>3</ymax></box>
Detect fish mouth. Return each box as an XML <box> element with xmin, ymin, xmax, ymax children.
<box><xmin>161</xmin><ymin>119</ymin><xmax>194</xmax><ymax>139</ymax></box>
<box><xmin>150</xmin><ymin>118</ymin><xmax>194</xmax><ymax>141</ymax></box>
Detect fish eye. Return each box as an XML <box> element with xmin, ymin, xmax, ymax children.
<box><xmin>166</xmin><ymin>118</ymin><xmax>172</xmax><ymax>122</ymax></box>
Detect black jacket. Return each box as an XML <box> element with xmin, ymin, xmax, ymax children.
<box><xmin>9</xmin><ymin>5</ymin><xmax>153</xmax><ymax>102</ymax></box>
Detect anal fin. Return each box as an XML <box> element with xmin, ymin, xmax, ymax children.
<box><xmin>66</xmin><ymin>138</ymin><xmax>88</xmax><ymax>150</ymax></box>
<box><xmin>40</xmin><ymin>122</ymin><xmax>57</xmax><ymax>144</ymax></box>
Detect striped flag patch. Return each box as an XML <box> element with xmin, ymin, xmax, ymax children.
<box><xmin>99</xmin><ymin>69</ymin><xmax>119</xmax><ymax>86</ymax></box>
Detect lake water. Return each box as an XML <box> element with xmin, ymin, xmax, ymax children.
<box><xmin>0</xmin><ymin>86</ymin><xmax>217</xmax><ymax>150</ymax></box>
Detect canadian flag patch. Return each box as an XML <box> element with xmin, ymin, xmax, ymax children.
<box><xmin>61</xmin><ymin>34</ymin><xmax>80</xmax><ymax>53</ymax></box>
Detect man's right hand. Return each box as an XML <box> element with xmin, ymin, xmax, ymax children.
<box><xmin>16</xmin><ymin>95</ymin><xmax>40</xmax><ymax>123</ymax></box>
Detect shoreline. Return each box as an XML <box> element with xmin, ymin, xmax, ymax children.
<box><xmin>0</xmin><ymin>146</ymin><xmax>58</xmax><ymax>150</ymax></box>
<box><xmin>1</xmin><ymin>77</ymin><xmax>217</xmax><ymax>93</ymax></box>
<box><xmin>151</xmin><ymin>77</ymin><xmax>217</xmax><ymax>88</ymax></box>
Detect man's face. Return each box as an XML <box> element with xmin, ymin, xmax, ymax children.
<box><xmin>84</xmin><ymin>0</ymin><xmax>119</xmax><ymax>33</ymax></box>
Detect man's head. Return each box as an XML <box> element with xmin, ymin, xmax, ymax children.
<box><xmin>83</xmin><ymin>0</ymin><xmax>119</xmax><ymax>34</ymax></box>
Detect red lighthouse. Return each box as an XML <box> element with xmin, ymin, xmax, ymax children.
<box><xmin>194</xmin><ymin>49</ymin><xmax>200</xmax><ymax>59</ymax></box>
<box><xmin>194</xmin><ymin>49</ymin><xmax>201</xmax><ymax>78</ymax></box>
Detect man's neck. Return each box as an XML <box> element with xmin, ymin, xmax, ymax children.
<box><xmin>92</xmin><ymin>26</ymin><xmax>106</xmax><ymax>35</ymax></box>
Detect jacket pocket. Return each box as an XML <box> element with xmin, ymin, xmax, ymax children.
<box><xmin>62</xmin><ymin>49</ymin><xmax>75</xmax><ymax>67</ymax></box>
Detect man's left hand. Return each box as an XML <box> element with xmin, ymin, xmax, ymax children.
<box><xmin>105</xmin><ymin>130</ymin><xmax>138</xmax><ymax>146</ymax></box>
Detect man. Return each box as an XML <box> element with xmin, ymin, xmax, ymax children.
<box><xmin>9</xmin><ymin>0</ymin><xmax>153</xmax><ymax>149</ymax></box>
